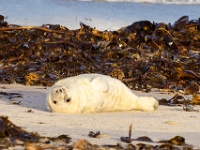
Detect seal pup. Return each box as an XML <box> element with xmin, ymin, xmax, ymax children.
<box><xmin>46</xmin><ymin>74</ymin><xmax>158</xmax><ymax>113</ymax></box>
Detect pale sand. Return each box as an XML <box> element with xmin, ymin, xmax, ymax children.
<box><xmin>0</xmin><ymin>84</ymin><xmax>200</xmax><ymax>148</ymax></box>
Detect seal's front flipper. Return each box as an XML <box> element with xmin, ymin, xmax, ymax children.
<box><xmin>90</xmin><ymin>76</ymin><xmax>109</xmax><ymax>93</ymax></box>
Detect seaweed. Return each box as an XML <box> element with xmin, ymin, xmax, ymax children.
<box><xmin>0</xmin><ymin>116</ymin><xmax>196</xmax><ymax>149</ymax></box>
<box><xmin>0</xmin><ymin>116</ymin><xmax>71</xmax><ymax>149</ymax></box>
<box><xmin>0</xmin><ymin>15</ymin><xmax>199</xmax><ymax>101</ymax></box>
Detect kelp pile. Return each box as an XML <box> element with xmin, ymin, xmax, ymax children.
<box><xmin>0</xmin><ymin>116</ymin><xmax>72</xmax><ymax>149</ymax></box>
<box><xmin>0</xmin><ymin>116</ymin><xmax>195</xmax><ymax>149</ymax></box>
<box><xmin>0</xmin><ymin>15</ymin><xmax>199</xmax><ymax>93</ymax></box>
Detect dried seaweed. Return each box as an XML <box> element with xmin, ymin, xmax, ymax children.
<box><xmin>120</xmin><ymin>124</ymin><xmax>132</xmax><ymax>143</ymax></box>
<box><xmin>0</xmin><ymin>116</ymin><xmax>71</xmax><ymax>149</ymax></box>
<box><xmin>119</xmin><ymin>124</ymin><xmax>194</xmax><ymax>150</ymax></box>
<box><xmin>0</xmin><ymin>116</ymin><xmax>40</xmax><ymax>149</ymax></box>
<box><xmin>0</xmin><ymin>116</ymin><xmax>196</xmax><ymax>149</ymax></box>
<box><xmin>88</xmin><ymin>131</ymin><xmax>101</xmax><ymax>138</ymax></box>
<box><xmin>0</xmin><ymin>91</ymin><xmax>22</xmax><ymax>99</ymax></box>
<box><xmin>0</xmin><ymin>15</ymin><xmax>199</xmax><ymax>95</ymax></box>
<box><xmin>190</xmin><ymin>94</ymin><xmax>200</xmax><ymax>105</ymax></box>
<box><xmin>183</xmin><ymin>105</ymin><xmax>199</xmax><ymax>112</ymax></box>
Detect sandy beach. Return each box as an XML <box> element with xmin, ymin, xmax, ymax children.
<box><xmin>0</xmin><ymin>84</ymin><xmax>200</xmax><ymax>149</ymax></box>
<box><xmin>0</xmin><ymin>1</ymin><xmax>200</xmax><ymax>149</ymax></box>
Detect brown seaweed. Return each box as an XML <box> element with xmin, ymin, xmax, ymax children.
<box><xmin>120</xmin><ymin>124</ymin><xmax>132</xmax><ymax>143</ymax></box>
<box><xmin>0</xmin><ymin>116</ymin><xmax>196</xmax><ymax>149</ymax></box>
<box><xmin>0</xmin><ymin>15</ymin><xmax>199</xmax><ymax>102</ymax></box>
<box><xmin>0</xmin><ymin>116</ymin><xmax>71</xmax><ymax>149</ymax></box>
<box><xmin>88</xmin><ymin>131</ymin><xmax>101</xmax><ymax>138</ymax></box>
<box><xmin>0</xmin><ymin>91</ymin><xmax>22</xmax><ymax>99</ymax></box>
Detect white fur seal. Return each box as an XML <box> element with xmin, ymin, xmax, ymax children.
<box><xmin>46</xmin><ymin>74</ymin><xmax>159</xmax><ymax>113</ymax></box>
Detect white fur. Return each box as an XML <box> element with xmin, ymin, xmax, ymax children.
<box><xmin>46</xmin><ymin>74</ymin><xmax>159</xmax><ymax>113</ymax></box>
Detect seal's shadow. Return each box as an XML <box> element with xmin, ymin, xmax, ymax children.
<box><xmin>0</xmin><ymin>88</ymin><xmax>48</xmax><ymax>112</ymax></box>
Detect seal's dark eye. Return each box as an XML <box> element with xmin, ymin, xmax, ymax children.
<box><xmin>53</xmin><ymin>100</ymin><xmax>57</xmax><ymax>104</ymax></box>
<box><xmin>65</xmin><ymin>98</ymin><xmax>71</xmax><ymax>103</ymax></box>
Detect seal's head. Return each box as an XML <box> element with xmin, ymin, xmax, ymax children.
<box><xmin>46</xmin><ymin>86</ymin><xmax>78</xmax><ymax>113</ymax></box>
